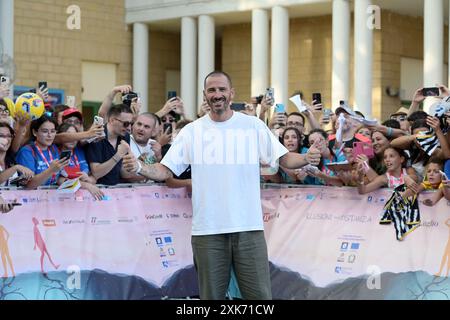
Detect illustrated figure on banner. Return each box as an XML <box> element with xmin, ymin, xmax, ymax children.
<box><xmin>32</xmin><ymin>217</ymin><xmax>60</xmax><ymax>275</ymax></box>
<box><xmin>0</xmin><ymin>224</ymin><xmax>15</xmax><ymax>278</ymax></box>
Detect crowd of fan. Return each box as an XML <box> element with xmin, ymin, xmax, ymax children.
<box><xmin>0</xmin><ymin>81</ymin><xmax>449</xmax><ymax>209</ymax></box>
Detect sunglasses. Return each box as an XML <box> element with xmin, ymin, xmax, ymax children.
<box><xmin>114</xmin><ymin>118</ymin><xmax>132</xmax><ymax>127</ymax></box>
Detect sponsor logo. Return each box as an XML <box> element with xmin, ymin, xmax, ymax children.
<box><xmin>337</xmin><ymin>253</ymin><xmax>345</xmax><ymax>262</ymax></box>
<box><xmin>351</xmin><ymin>243</ymin><xmax>360</xmax><ymax>250</ymax></box>
<box><xmin>164</xmin><ymin>236</ymin><xmax>173</xmax><ymax>244</ymax></box>
<box><xmin>340</xmin><ymin>242</ymin><xmax>349</xmax><ymax>250</ymax></box>
<box><xmin>42</xmin><ymin>219</ymin><xmax>56</xmax><ymax>227</ymax></box>
<box><xmin>62</xmin><ymin>219</ymin><xmax>85</xmax><ymax>225</ymax></box>
<box><xmin>90</xmin><ymin>217</ymin><xmax>111</xmax><ymax>225</ymax></box>
<box><xmin>155</xmin><ymin>237</ymin><xmax>163</xmax><ymax>245</ymax></box>
<box><xmin>145</xmin><ymin>214</ymin><xmax>163</xmax><ymax>220</ymax></box>
<box><xmin>168</xmin><ymin>248</ymin><xmax>175</xmax><ymax>256</ymax></box>
<box><xmin>348</xmin><ymin>254</ymin><xmax>356</xmax><ymax>263</ymax></box>
<box><xmin>263</xmin><ymin>212</ymin><xmax>280</xmax><ymax>222</ymax></box>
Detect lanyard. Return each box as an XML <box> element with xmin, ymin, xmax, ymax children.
<box><xmin>35</xmin><ymin>144</ymin><xmax>56</xmax><ymax>184</ymax></box>
<box><xmin>70</xmin><ymin>152</ymin><xmax>80</xmax><ymax>167</ymax></box>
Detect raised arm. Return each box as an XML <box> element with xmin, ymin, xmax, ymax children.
<box><xmin>98</xmin><ymin>85</ymin><xmax>132</xmax><ymax>119</ymax></box>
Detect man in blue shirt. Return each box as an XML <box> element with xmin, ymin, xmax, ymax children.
<box><xmin>85</xmin><ymin>104</ymin><xmax>134</xmax><ymax>185</ymax></box>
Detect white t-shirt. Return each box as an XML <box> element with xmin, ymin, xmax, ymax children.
<box><xmin>161</xmin><ymin>111</ymin><xmax>288</xmax><ymax>236</ymax></box>
<box><xmin>130</xmin><ymin>135</ymin><xmax>157</xmax><ymax>164</ymax></box>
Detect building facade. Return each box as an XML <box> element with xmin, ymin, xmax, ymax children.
<box><xmin>0</xmin><ymin>0</ymin><xmax>449</xmax><ymax>122</ymax></box>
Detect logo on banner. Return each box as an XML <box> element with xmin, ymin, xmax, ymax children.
<box><xmin>168</xmin><ymin>248</ymin><xmax>175</xmax><ymax>256</ymax></box>
<box><xmin>164</xmin><ymin>236</ymin><xmax>173</xmax><ymax>244</ymax></box>
<box><xmin>340</xmin><ymin>242</ymin><xmax>349</xmax><ymax>250</ymax></box>
<box><xmin>42</xmin><ymin>219</ymin><xmax>56</xmax><ymax>227</ymax></box>
<box><xmin>263</xmin><ymin>212</ymin><xmax>280</xmax><ymax>222</ymax></box>
<box><xmin>351</xmin><ymin>243</ymin><xmax>360</xmax><ymax>250</ymax></box>
<box><xmin>90</xmin><ymin>217</ymin><xmax>111</xmax><ymax>225</ymax></box>
<box><xmin>62</xmin><ymin>219</ymin><xmax>85</xmax><ymax>225</ymax></box>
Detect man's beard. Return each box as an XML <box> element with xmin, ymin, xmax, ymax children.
<box><xmin>209</xmin><ymin>97</ymin><xmax>229</xmax><ymax>115</ymax></box>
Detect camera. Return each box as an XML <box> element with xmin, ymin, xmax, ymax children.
<box><xmin>122</xmin><ymin>91</ymin><xmax>138</xmax><ymax>107</ymax></box>
<box><xmin>255</xmin><ymin>95</ymin><xmax>264</xmax><ymax>104</ymax></box>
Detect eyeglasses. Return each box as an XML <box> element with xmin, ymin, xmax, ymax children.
<box><xmin>390</xmin><ymin>115</ymin><xmax>407</xmax><ymax>122</ymax></box>
<box><xmin>114</xmin><ymin>118</ymin><xmax>132</xmax><ymax>127</ymax></box>
<box><xmin>287</xmin><ymin>121</ymin><xmax>304</xmax><ymax>127</ymax></box>
<box><xmin>65</xmin><ymin>118</ymin><xmax>82</xmax><ymax>125</ymax></box>
<box><xmin>0</xmin><ymin>108</ymin><xmax>9</xmax><ymax>114</ymax></box>
<box><xmin>161</xmin><ymin>117</ymin><xmax>175</xmax><ymax>123</ymax></box>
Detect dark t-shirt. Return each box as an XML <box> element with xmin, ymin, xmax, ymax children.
<box><xmin>85</xmin><ymin>128</ymin><xmax>130</xmax><ymax>185</ymax></box>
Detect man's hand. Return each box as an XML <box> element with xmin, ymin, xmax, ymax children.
<box><xmin>112</xmin><ymin>85</ymin><xmax>132</xmax><ymax>95</ymax></box>
<box><xmin>305</xmin><ymin>142</ymin><xmax>321</xmax><ymax>166</ymax></box>
<box><xmin>130</xmin><ymin>98</ymin><xmax>141</xmax><ymax>116</ymax></box>
<box><xmin>117</xmin><ymin>140</ymin><xmax>130</xmax><ymax>159</ymax></box>
<box><xmin>122</xmin><ymin>154</ymin><xmax>139</xmax><ymax>173</ymax></box>
<box><xmin>412</xmin><ymin>87</ymin><xmax>426</xmax><ymax>104</ymax></box>
<box><xmin>150</xmin><ymin>140</ymin><xmax>162</xmax><ymax>161</ymax></box>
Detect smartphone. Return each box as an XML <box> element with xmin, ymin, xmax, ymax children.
<box><xmin>230</xmin><ymin>103</ymin><xmax>246</xmax><ymax>111</ymax></box>
<box><xmin>167</xmin><ymin>91</ymin><xmax>177</xmax><ymax>100</ymax></box>
<box><xmin>312</xmin><ymin>93</ymin><xmax>322</xmax><ymax>104</ymax></box>
<box><xmin>265</xmin><ymin>87</ymin><xmax>274</xmax><ymax>101</ymax></box>
<box><xmin>66</xmin><ymin>96</ymin><xmax>76</xmax><ymax>108</ymax></box>
<box><xmin>422</xmin><ymin>87</ymin><xmax>440</xmax><ymax>97</ymax></box>
<box><xmin>163</xmin><ymin>123</ymin><xmax>173</xmax><ymax>135</ymax></box>
<box><xmin>352</xmin><ymin>142</ymin><xmax>375</xmax><ymax>159</ymax></box>
<box><xmin>60</xmin><ymin>150</ymin><xmax>72</xmax><ymax>160</ymax></box>
<box><xmin>38</xmin><ymin>81</ymin><xmax>48</xmax><ymax>91</ymax></box>
<box><xmin>275</xmin><ymin>103</ymin><xmax>285</xmax><ymax>113</ymax></box>
<box><xmin>323</xmin><ymin>108</ymin><xmax>332</xmax><ymax>120</ymax></box>
<box><xmin>94</xmin><ymin>115</ymin><xmax>104</xmax><ymax>126</ymax></box>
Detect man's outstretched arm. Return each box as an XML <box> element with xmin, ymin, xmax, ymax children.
<box><xmin>122</xmin><ymin>155</ymin><xmax>173</xmax><ymax>181</ymax></box>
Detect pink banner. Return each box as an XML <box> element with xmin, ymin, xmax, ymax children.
<box><xmin>0</xmin><ymin>185</ymin><xmax>448</xmax><ymax>299</ymax></box>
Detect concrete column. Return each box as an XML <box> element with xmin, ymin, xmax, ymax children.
<box><xmin>423</xmin><ymin>0</ymin><xmax>444</xmax><ymax>112</ymax></box>
<box><xmin>251</xmin><ymin>9</ymin><xmax>269</xmax><ymax>97</ymax></box>
<box><xmin>197</xmin><ymin>15</ymin><xmax>215</xmax><ymax>108</ymax></box>
<box><xmin>271</xmin><ymin>6</ymin><xmax>289</xmax><ymax>107</ymax></box>
<box><xmin>332</xmin><ymin>0</ymin><xmax>350</xmax><ymax>110</ymax></box>
<box><xmin>354</xmin><ymin>0</ymin><xmax>373</xmax><ymax>117</ymax></box>
<box><xmin>181</xmin><ymin>17</ymin><xmax>197</xmax><ymax>119</ymax></box>
<box><xmin>0</xmin><ymin>0</ymin><xmax>14</xmax><ymax>58</ymax></box>
<box><xmin>133</xmin><ymin>23</ymin><xmax>149</xmax><ymax>112</ymax></box>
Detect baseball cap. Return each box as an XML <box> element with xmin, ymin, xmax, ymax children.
<box><xmin>390</xmin><ymin>107</ymin><xmax>409</xmax><ymax>117</ymax></box>
<box><xmin>62</xmin><ymin>108</ymin><xmax>83</xmax><ymax>121</ymax></box>
<box><xmin>335</xmin><ymin>104</ymin><xmax>356</xmax><ymax>117</ymax></box>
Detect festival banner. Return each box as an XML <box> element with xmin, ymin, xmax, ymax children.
<box><xmin>0</xmin><ymin>185</ymin><xmax>448</xmax><ymax>300</ymax></box>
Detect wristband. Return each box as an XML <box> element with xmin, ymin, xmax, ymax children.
<box><xmin>386</xmin><ymin>127</ymin><xmax>393</xmax><ymax>138</ymax></box>
<box><xmin>136</xmin><ymin>161</ymin><xmax>142</xmax><ymax>175</ymax></box>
